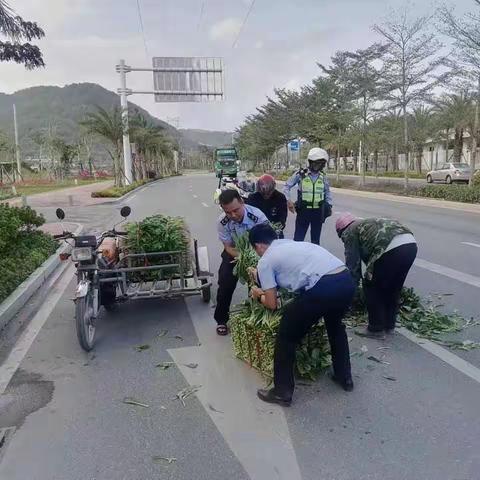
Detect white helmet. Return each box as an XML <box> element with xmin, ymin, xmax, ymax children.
<box><xmin>307</xmin><ymin>147</ymin><xmax>329</xmax><ymax>162</ymax></box>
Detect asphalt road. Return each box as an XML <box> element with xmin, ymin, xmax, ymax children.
<box><xmin>0</xmin><ymin>174</ymin><xmax>479</xmax><ymax>480</ymax></box>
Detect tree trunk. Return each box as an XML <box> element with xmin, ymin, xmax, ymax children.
<box><xmin>373</xmin><ymin>150</ymin><xmax>379</xmax><ymax>175</ymax></box>
<box><xmin>470</xmin><ymin>76</ymin><xmax>480</xmax><ymax>186</ymax></box>
<box><xmin>416</xmin><ymin>148</ymin><xmax>423</xmax><ymax>174</ymax></box>
<box><xmin>403</xmin><ymin>105</ymin><xmax>409</xmax><ymax>190</ymax></box>
<box><xmin>453</xmin><ymin>128</ymin><xmax>463</xmax><ymax>163</ymax></box>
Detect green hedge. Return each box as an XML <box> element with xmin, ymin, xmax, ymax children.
<box><xmin>415</xmin><ymin>184</ymin><xmax>480</xmax><ymax>203</ymax></box>
<box><xmin>91</xmin><ymin>180</ymin><xmax>150</xmax><ymax>198</ymax></box>
<box><xmin>0</xmin><ymin>205</ymin><xmax>57</xmax><ymax>303</ymax></box>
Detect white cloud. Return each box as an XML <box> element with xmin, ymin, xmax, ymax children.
<box><xmin>254</xmin><ymin>40</ymin><xmax>264</xmax><ymax>49</ymax></box>
<box><xmin>209</xmin><ymin>18</ymin><xmax>242</xmax><ymax>42</ymax></box>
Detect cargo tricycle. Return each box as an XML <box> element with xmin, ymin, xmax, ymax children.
<box><xmin>54</xmin><ymin>206</ymin><xmax>212</xmax><ymax>351</ymax></box>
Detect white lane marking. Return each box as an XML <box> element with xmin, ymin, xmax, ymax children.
<box><xmin>193</xmin><ymin>194</ymin><xmax>198</xmax><ymax>199</ymax></box>
<box><xmin>0</xmin><ymin>263</ymin><xmax>75</xmax><ymax>395</ymax></box>
<box><xmin>168</xmin><ymin>298</ymin><xmax>302</xmax><ymax>480</ymax></box>
<box><xmin>461</xmin><ymin>242</ymin><xmax>480</xmax><ymax>249</ymax></box>
<box><xmin>129</xmin><ymin>194</ymin><xmax>137</xmax><ymax>200</ymax></box>
<box><xmin>201</xmin><ymin>202</ymin><xmax>209</xmax><ymax>208</ymax></box>
<box><xmin>414</xmin><ymin>258</ymin><xmax>480</xmax><ymax>289</ymax></box>
<box><xmin>398</xmin><ymin>328</ymin><xmax>480</xmax><ymax>384</ymax></box>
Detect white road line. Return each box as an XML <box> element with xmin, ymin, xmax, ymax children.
<box><xmin>414</xmin><ymin>258</ymin><xmax>480</xmax><ymax>289</ymax></box>
<box><xmin>461</xmin><ymin>241</ymin><xmax>480</xmax><ymax>249</ymax></box>
<box><xmin>398</xmin><ymin>328</ymin><xmax>480</xmax><ymax>384</ymax></box>
<box><xmin>129</xmin><ymin>194</ymin><xmax>137</xmax><ymax>200</ymax></box>
<box><xmin>168</xmin><ymin>298</ymin><xmax>302</xmax><ymax>480</ymax></box>
<box><xmin>0</xmin><ymin>263</ymin><xmax>75</xmax><ymax>395</ymax></box>
<box><xmin>201</xmin><ymin>202</ymin><xmax>209</xmax><ymax>208</ymax></box>
<box><xmin>193</xmin><ymin>194</ymin><xmax>198</xmax><ymax>199</ymax></box>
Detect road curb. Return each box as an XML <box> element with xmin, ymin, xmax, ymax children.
<box><xmin>97</xmin><ymin>177</ymin><xmax>172</xmax><ymax>205</ymax></box>
<box><xmin>0</xmin><ymin>223</ymin><xmax>83</xmax><ymax>332</ymax></box>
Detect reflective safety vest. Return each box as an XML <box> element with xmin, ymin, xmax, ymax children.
<box><xmin>298</xmin><ymin>173</ymin><xmax>325</xmax><ymax>209</ymax></box>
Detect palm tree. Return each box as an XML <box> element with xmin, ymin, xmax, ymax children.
<box><xmin>80</xmin><ymin>106</ymin><xmax>124</xmax><ymax>186</ymax></box>
<box><xmin>409</xmin><ymin>106</ymin><xmax>436</xmax><ymax>174</ymax></box>
<box><xmin>433</xmin><ymin>92</ymin><xmax>474</xmax><ymax>163</ymax></box>
<box><xmin>130</xmin><ymin>113</ymin><xmax>172</xmax><ymax>179</ymax></box>
<box><xmin>0</xmin><ymin>0</ymin><xmax>45</xmax><ymax>69</ymax></box>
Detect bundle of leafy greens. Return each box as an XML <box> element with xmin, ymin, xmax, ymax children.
<box><xmin>125</xmin><ymin>215</ymin><xmax>191</xmax><ymax>281</ymax></box>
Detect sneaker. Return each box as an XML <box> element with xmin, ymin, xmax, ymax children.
<box><xmin>355</xmin><ymin>327</ymin><xmax>386</xmax><ymax>340</ymax></box>
<box><xmin>257</xmin><ymin>388</ymin><xmax>292</xmax><ymax>407</ymax></box>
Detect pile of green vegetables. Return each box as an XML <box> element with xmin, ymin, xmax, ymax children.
<box><xmin>125</xmin><ymin>215</ymin><xmax>191</xmax><ymax>281</ymax></box>
<box><xmin>230</xmin><ymin>233</ymin><xmax>479</xmax><ymax>381</ymax></box>
<box><xmin>230</xmin><ymin>232</ymin><xmax>331</xmax><ymax>380</ymax></box>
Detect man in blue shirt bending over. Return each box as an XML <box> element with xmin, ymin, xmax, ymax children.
<box><xmin>248</xmin><ymin>223</ymin><xmax>355</xmax><ymax>406</ymax></box>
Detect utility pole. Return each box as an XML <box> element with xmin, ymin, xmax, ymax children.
<box><xmin>359</xmin><ymin>140</ymin><xmax>365</xmax><ymax>186</ymax></box>
<box><xmin>117</xmin><ymin>59</ymin><xmax>133</xmax><ymax>185</ymax></box>
<box><xmin>13</xmin><ymin>104</ymin><xmax>21</xmax><ymax>178</ymax></box>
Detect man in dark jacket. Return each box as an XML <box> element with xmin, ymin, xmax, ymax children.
<box><xmin>247</xmin><ymin>174</ymin><xmax>288</xmax><ymax>238</ymax></box>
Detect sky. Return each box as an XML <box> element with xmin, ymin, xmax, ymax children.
<box><xmin>0</xmin><ymin>0</ymin><xmax>476</xmax><ymax>131</ymax></box>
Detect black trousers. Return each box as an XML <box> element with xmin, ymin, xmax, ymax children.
<box><xmin>294</xmin><ymin>208</ymin><xmax>324</xmax><ymax>245</ymax></box>
<box><xmin>363</xmin><ymin>243</ymin><xmax>418</xmax><ymax>332</ymax></box>
<box><xmin>274</xmin><ymin>270</ymin><xmax>355</xmax><ymax>397</ymax></box>
<box><xmin>214</xmin><ymin>251</ymin><xmax>238</xmax><ymax>326</ymax></box>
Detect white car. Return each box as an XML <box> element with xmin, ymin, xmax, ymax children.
<box><xmin>426</xmin><ymin>163</ymin><xmax>471</xmax><ymax>184</ymax></box>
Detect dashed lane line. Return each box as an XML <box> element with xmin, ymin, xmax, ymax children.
<box><xmin>414</xmin><ymin>258</ymin><xmax>480</xmax><ymax>289</ymax></box>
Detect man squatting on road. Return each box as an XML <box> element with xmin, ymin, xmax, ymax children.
<box><xmin>248</xmin><ymin>223</ymin><xmax>355</xmax><ymax>406</ymax></box>
<box><xmin>336</xmin><ymin>213</ymin><xmax>418</xmax><ymax>340</ymax></box>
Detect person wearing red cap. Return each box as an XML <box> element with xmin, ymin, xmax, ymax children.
<box><xmin>246</xmin><ymin>174</ymin><xmax>288</xmax><ymax>237</ymax></box>
<box><xmin>335</xmin><ymin>213</ymin><xmax>417</xmax><ymax>339</ymax></box>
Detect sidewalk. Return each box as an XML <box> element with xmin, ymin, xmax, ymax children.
<box><xmin>3</xmin><ymin>180</ymin><xmax>113</xmax><ymax>208</ymax></box>
<box><xmin>38</xmin><ymin>222</ymin><xmax>81</xmax><ymax>236</ymax></box>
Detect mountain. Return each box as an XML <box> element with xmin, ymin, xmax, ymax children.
<box><xmin>0</xmin><ymin>83</ymin><xmax>199</xmax><ymax>162</ymax></box>
<box><xmin>180</xmin><ymin>128</ymin><xmax>234</xmax><ymax>147</ymax></box>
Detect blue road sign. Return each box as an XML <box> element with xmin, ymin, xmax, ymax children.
<box><xmin>289</xmin><ymin>140</ymin><xmax>299</xmax><ymax>151</ymax></box>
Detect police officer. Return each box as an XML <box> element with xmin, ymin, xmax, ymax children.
<box><xmin>215</xmin><ymin>189</ymin><xmax>268</xmax><ymax>335</ymax></box>
<box><xmin>248</xmin><ymin>223</ymin><xmax>355</xmax><ymax>406</ymax></box>
<box><xmin>283</xmin><ymin>147</ymin><xmax>333</xmax><ymax>245</ymax></box>
<box><xmin>246</xmin><ymin>174</ymin><xmax>288</xmax><ymax>238</ymax></box>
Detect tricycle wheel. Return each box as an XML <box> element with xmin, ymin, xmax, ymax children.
<box><xmin>76</xmin><ymin>292</ymin><xmax>96</xmax><ymax>351</ymax></box>
<box><xmin>201</xmin><ymin>279</ymin><xmax>211</xmax><ymax>303</ymax></box>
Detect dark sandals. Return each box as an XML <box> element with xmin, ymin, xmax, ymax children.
<box><xmin>216</xmin><ymin>325</ymin><xmax>228</xmax><ymax>336</ymax></box>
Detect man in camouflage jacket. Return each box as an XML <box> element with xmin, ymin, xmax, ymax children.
<box><xmin>336</xmin><ymin>214</ymin><xmax>418</xmax><ymax>339</ymax></box>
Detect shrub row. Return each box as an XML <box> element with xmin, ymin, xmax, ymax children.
<box><xmin>415</xmin><ymin>184</ymin><xmax>480</xmax><ymax>203</ymax></box>
<box><xmin>0</xmin><ymin>205</ymin><xmax>57</xmax><ymax>304</ymax></box>
<box><xmin>91</xmin><ymin>180</ymin><xmax>150</xmax><ymax>198</ymax></box>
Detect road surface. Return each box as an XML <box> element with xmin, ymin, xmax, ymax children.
<box><xmin>0</xmin><ymin>173</ymin><xmax>479</xmax><ymax>480</ymax></box>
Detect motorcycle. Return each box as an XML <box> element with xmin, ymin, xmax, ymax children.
<box><xmin>213</xmin><ymin>173</ymin><xmax>254</xmax><ymax>205</ymax></box>
<box><xmin>54</xmin><ymin>205</ymin><xmax>212</xmax><ymax>352</ymax></box>
<box><xmin>54</xmin><ymin>206</ymin><xmax>131</xmax><ymax>351</ymax></box>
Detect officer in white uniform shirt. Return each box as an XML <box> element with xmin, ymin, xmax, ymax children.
<box><xmin>248</xmin><ymin>223</ymin><xmax>355</xmax><ymax>406</ymax></box>
<box><xmin>215</xmin><ymin>189</ymin><xmax>268</xmax><ymax>336</ymax></box>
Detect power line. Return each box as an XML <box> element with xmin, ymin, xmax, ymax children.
<box><xmin>232</xmin><ymin>0</ymin><xmax>256</xmax><ymax>49</ymax></box>
<box><xmin>198</xmin><ymin>1</ymin><xmax>205</xmax><ymax>31</ymax></box>
<box><xmin>135</xmin><ymin>0</ymin><xmax>150</xmax><ymax>59</ymax></box>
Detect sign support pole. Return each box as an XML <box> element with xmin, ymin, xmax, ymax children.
<box><xmin>118</xmin><ymin>59</ymin><xmax>133</xmax><ymax>185</ymax></box>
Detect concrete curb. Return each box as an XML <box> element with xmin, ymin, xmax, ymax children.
<box><xmin>96</xmin><ymin>177</ymin><xmax>170</xmax><ymax>205</ymax></box>
<box><xmin>0</xmin><ymin>223</ymin><xmax>83</xmax><ymax>332</ymax></box>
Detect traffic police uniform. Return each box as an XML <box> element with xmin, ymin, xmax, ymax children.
<box><xmin>215</xmin><ymin>204</ymin><xmax>268</xmax><ymax>326</ymax></box>
<box><xmin>255</xmin><ymin>238</ymin><xmax>355</xmax><ymax>401</ymax></box>
<box><xmin>283</xmin><ymin>168</ymin><xmax>332</xmax><ymax>245</ymax></box>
